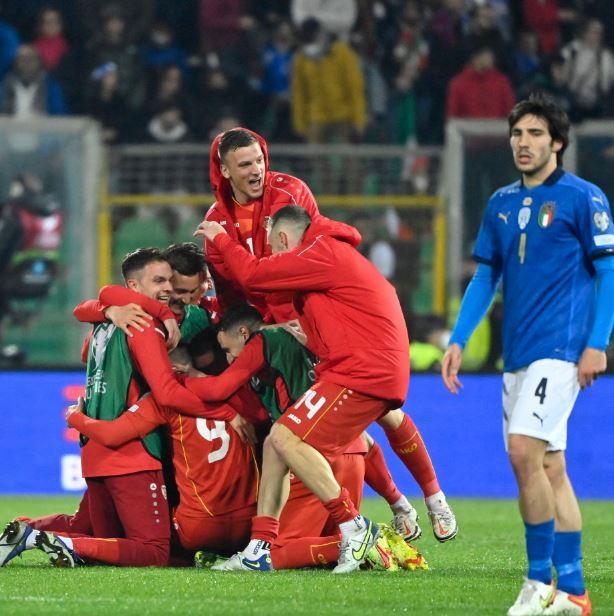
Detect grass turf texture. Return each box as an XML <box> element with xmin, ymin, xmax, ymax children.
<box><xmin>0</xmin><ymin>497</ymin><xmax>612</xmax><ymax>615</ymax></box>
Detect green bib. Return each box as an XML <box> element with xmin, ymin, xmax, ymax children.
<box><xmin>180</xmin><ymin>304</ymin><xmax>211</xmax><ymax>343</ymax></box>
<box><xmin>250</xmin><ymin>328</ymin><xmax>317</xmax><ymax>421</ymax></box>
<box><xmin>83</xmin><ymin>322</ymin><xmax>162</xmax><ymax>460</ymax></box>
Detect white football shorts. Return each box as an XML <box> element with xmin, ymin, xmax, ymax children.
<box><xmin>502</xmin><ymin>359</ymin><xmax>580</xmax><ymax>452</ymax></box>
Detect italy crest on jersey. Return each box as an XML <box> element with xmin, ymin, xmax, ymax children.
<box><xmin>538</xmin><ymin>202</ymin><xmax>555</xmax><ymax>228</ymax></box>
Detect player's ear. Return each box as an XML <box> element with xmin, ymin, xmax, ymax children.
<box><xmin>220</xmin><ymin>163</ymin><xmax>231</xmax><ymax>179</ymax></box>
<box><xmin>280</xmin><ymin>231</ymin><xmax>289</xmax><ymax>250</ymax></box>
<box><xmin>551</xmin><ymin>139</ymin><xmax>563</xmax><ymax>153</ymax></box>
<box><xmin>126</xmin><ymin>278</ymin><xmax>138</xmax><ymax>291</ymax></box>
<box><xmin>239</xmin><ymin>325</ymin><xmax>250</xmax><ymax>340</ymax></box>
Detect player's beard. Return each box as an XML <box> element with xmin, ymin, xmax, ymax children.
<box><xmin>517</xmin><ymin>151</ymin><xmax>552</xmax><ymax>178</ymax></box>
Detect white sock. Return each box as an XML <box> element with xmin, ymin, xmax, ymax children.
<box><xmin>339</xmin><ymin>515</ymin><xmax>365</xmax><ymax>536</ymax></box>
<box><xmin>25</xmin><ymin>530</ymin><xmax>40</xmax><ymax>549</ymax></box>
<box><xmin>391</xmin><ymin>494</ymin><xmax>412</xmax><ymax>514</ymax></box>
<box><xmin>425</xmin><ymin>490</ymin><xmax>447</xmax><ymax>512</ymax></box>
<box><xmin>244</xmin><ymin>539</ymin><xmax>270</xmax><ymax>558</ymax></box>
<box><xmin>57</xmin><ymin>536</ymin><xmax>73</xmax><ymax>550</ymax></box>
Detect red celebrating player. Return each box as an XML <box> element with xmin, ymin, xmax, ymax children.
<box><xmin>204</xmin><ymin>127</ymin><xmax>319</xmax><ymax>322</ymax></box>
<box><xmin>197</xmin><ymin>206</ymin><xmax>418</xmax><ymax>573</ymax></box>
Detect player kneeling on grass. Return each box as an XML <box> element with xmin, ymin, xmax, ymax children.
<box><xmin>196</xmin><ymin>207</ymin><xmax>420</xmax><ymax>573</ymax></box>
<box><xmin>0</xmin><ymin>345</ymin><xmax>259</xmax><ymax>568</ymax></box>
<box><xmin>182</xmin><ymin>307</ymin><xmax>426</xmax><ymax>571</ymax></box>
<box><xmin>185</xmin><ymin>306</ymin><xmax>423</xmax><ymax>543</ymax></box>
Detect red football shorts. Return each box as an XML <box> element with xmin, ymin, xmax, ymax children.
<box><xmin>276</xmin><ymin>380</ymin><xmax>388</xmax><ymax>456</ymax></box>
<box><xmin>173</xmin><ymin>503</ymin><xmax>255</xmax><ymax>555</ymax></box>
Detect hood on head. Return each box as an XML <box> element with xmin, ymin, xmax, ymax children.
<box><xmin>209</xmin><ymin>128</ymin><xmax>269</xmax><ymax>205</ymax></box>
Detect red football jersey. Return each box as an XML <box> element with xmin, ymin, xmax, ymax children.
<box><xmin>69</xmin><ymin>395</ymin><xmax>259</xmax><ymax>518</ymax></box>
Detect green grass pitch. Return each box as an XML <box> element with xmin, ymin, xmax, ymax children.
<box><xmin>0</xmin><ymin>496</ymin><xmax>612</xmax><ymax>615</ymax></box>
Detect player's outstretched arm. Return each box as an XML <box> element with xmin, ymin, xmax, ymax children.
<box><xmin>442</xmin><ymin>343</ymin><xmax>463</xmax><ymax>394</ymax></box>
<box><xmin>66</xmin><ymin>396</ymin><xmax>162</xmax><ymax>447</ymax></box>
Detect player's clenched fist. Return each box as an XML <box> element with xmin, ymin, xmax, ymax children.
<box><xmin>194</xmin><ymin>220</ymin><xmax>227</xmax><ymax>242</ymax></box>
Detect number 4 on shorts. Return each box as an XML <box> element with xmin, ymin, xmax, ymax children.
<box><xmin>534</xmin><ymin>378</ymin><xmax>547</xmax><ymax>405</ymax></box>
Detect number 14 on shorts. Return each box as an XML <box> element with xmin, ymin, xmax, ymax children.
<box><xmin>294</xmin><ymin>388</ymin><xmax>327</xmax><ymax>419</ymax></box>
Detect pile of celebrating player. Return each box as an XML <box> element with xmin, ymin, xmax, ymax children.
<box><xmin>2</xmin><ymin>94</ymin><xmax>613</xmax><ymax>613</ymax></box>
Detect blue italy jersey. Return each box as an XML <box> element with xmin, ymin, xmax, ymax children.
<box><xmin>473</xmin><ymin>167</ymin><xmax>614</xmax><ymax>371</ymax></box>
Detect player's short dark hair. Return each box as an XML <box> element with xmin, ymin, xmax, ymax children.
<box><xmin>218</xmin><ymin>304</ymin><xmax>263</xmax><ymax>334</ymax></box>
<box><xmin>218</xmin><ymin>128</ymin><xmax>259</xmax><ymax>163</ymax></box>
<box><xmin>270</xmin><ymin>205</ymin><xmax>312</xmax><ymax>235</ymax></box>
<box><xmin>169</xmin><ymin>343</ymin><xmax>191</xmax><ymax>366</ymax></box>
<box><xmin>121</xmin><ymin>247</ymin><xmax>167</xmax><ymax>281</ymax></box>
<box><xmin>508</xmin><ymin>92</ymin><xmax>570</xmax><ymax>164</ymax></box>
<box><xmin>162</xmin><ymin>242</ymin><xmax>204</xmax><ymax>276</ymax></box>
<box><xmin>187</xmin><ymin>326</ymin><xmax>227</xmax><ymax>375</ymax></box>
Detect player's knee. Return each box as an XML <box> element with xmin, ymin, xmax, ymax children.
<box><xmin>147</xmin><ymin>542</ymin><xmax>170</xmax><ymax>567</ymax></box>
<box><xmin>377</xmin><ymin>408</ymin><xmax>404</xmax><ymax>431</ymax></box>
<box><xmin>544</xmin><ymin>452</ymin><xmax>567</xmax><ymax>487</ymax></box>
<box><xmin>507</xmin><ymin>437</ymin><xmax>543</xmax><ymax>478</ymax></box>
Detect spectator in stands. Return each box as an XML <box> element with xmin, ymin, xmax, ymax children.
<box><xmin>389</xmin><ymin>58</ymin><xmax>419</xmax><ymax>145</ymax></box>
<box><xmin>32</xmin><ymin>7</ymin><xmax>69</xmax><ymax>72</ymax></box>
<box><xmin>0</xmin><ymin>44</ymin><xmax>67</xmax><ymax>116</ymax></box>
<box><xmin>351</xmin><ymin>30</ymin><xmax>389</xmax><ymax>143</ymax></box>
<box><xmin>418</xmin><ymin>0</ymin><xmax>467</xmax><ymax>142</ymax></box>
<box><xmin>561</xmin><ymin>17</ymin><xmax>614</xmax><ymax>120</ymax></box>
<box><xmin>463</xmin><ymin>2</ymin><xmax>512</xmax><ymax>75</ymax></box>
<box><xmin>291</xmin><ymin>0</ymin><xmax>357</xmax><ymax>41</ymax></box>
<box><xmin>85</xmin><ymin>5</ymin><xmax>145</xmax><ymax>110</ymax></box>
<box><xmin>141</xmin><ymin>21</ymin><xmax>189</xmax><ymax>74</ymax></box>
<box><xmin>521</xmin><ymin>0</ymin><xmax>577</xmax><ymax>56</ymax></box>
<box><xmin>199</xmin><ymin>67</ymin><xmax>243</xmax><ymax>138</ymax></box>
<box><xmin>146</xmin><ymin>64</ymin><xmax>198</xmax><ymax>136</ymax></box>
<box><xmin>512</xmin><ymin>28</ymin><xmax>542</xmax><ymax>87</ymax></box>
<box><xmin>144</xmin><ymin>103</ymin><xmax>194</xmax><ymax>143</ymax></box>
<box><xmin>520</xmin><ymin>53</ymin><xmax>574</xmax><ymax>118</ymax></box>
<box><xmin>446</xmin><ymin>44</ymin><xmax>515</xmax><ymax>119</ymax></box>
<box><xmin>84</xmin><ymin>62</ymin><xmax>131</xmax><ymax>144</ymax></box>
<box><xmin>198</xmin><ymin>0</ymin><xmax>256</xmax><ymax>56</ymax></box>
<box><xmin>0</xmin><ymin>1</ymin><xmax>19</xmax><ymax>80</ymax></box>
<box><xmin>383</xmin><ymin>0</ymin><xmax>429</xmax><ymax>85</ymax></box>
<box><xmin>291</xmin><ymin>17</ymin><xmax>366</xmax><ymax>143</ymax></box>
<box><xmin>260</xmin><ymin>19</ymin><xmax>295</xmax><ymax>141</ymax></box>
<box><xmin>75</xmin><ymin>0</ymin><xmax>155</xmax><ymax>45</ymax></box>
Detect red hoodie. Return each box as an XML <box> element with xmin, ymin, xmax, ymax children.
<box><xmin>211</xmin><ymin>216</ymin><xmax>410</xmax><ymax>407</ymax></box>
<box><xmin>205</xmin><ymin>128</ymin><xmax>319</xmax><ymax>321</ymax></box>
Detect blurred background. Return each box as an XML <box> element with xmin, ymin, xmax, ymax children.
<box><xmin>0</xmin><ymin>0</ymin><xmax>614</xmax><ymax>372</ymax></box>
<box><xmin>0</xmin><ymin>0</ymin><xmax>612</xmax><ymax>497</ymax></box>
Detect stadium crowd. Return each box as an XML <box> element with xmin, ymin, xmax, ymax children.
<box><xmin>0</xmin><ymin>0</ymin><xmax>614</xmax><ymax>145</ymax></box>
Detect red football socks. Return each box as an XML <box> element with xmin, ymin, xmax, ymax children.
<box><xmin>323</xmin><ymin>487</ymin><xmax>360</xmax><ymax>526</ymax></box>
<box><xmin>385</xmin><ymin>414</ymin><xmax>441</xmax><ymax>497</ymax></box>
<box><xmin>364</xmin><ymin>442</ymin><xmax>403</xmax><ymax>505</ymax></box>
<box><xmin>250</xmin><ymin>515</ymin><xmax>280</xmax><ymax>544</ymax></box>
<box><xmin>271</xmin><ymin>536</ymin><xmax>340</xmax><ymax>569</ymax></box>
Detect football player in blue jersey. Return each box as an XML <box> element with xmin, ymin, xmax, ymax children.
<box><xmin>442</xmin><ymin>93</ymin><xmax>614</xmax><ymax>616</ymax></box>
